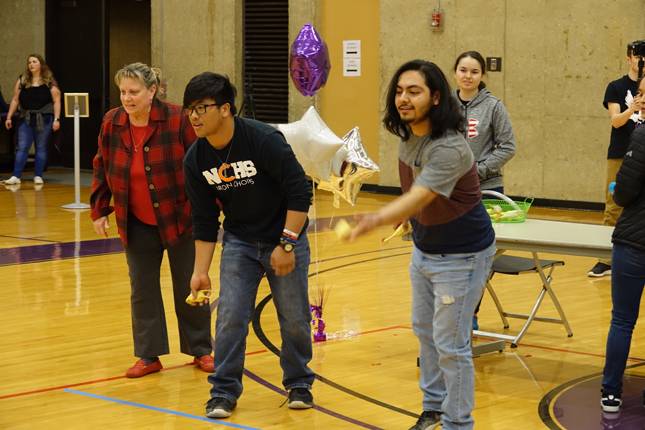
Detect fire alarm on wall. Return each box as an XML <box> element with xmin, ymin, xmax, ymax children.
<box><xmin>431</xmin><ymin>9</ymin><xmax>443</xmax><ymax>32</ymax></box>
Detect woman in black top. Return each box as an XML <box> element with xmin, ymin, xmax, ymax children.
<box><xmin>600</xmin><ymin>125</ymin><xmax>645</xmax><ymax>414</ymax></box>
<box><xmin>4</xmin><ymin>54</ymin><xmax>61</xmax><ymax>186</ymax></box>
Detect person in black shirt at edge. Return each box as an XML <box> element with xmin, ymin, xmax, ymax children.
<box><xmin>588</xmin><ymin>41</ymin><xmax>643</xmax><ymax>277</ymax></box>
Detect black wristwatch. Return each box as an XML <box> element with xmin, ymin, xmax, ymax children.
<box><xmin>54</xmin><ymin>118</ymin><xmax>60</xmax><ymax>122</ymax></box>
<box><xmin>279</xmin><ymin>238</ymin><xmax>295</xmax><ymax>253</ymax></box>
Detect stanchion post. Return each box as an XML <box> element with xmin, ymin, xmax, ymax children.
<box><xmin>62</xmin><ymin>93</ymin><xmax>90</xmax><ymax>210</ymax></box>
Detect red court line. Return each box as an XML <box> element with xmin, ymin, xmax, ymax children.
<box><xmin>15</xmin><ymin>323</ymin><xmax>632</xmax><ymax>403</ymax></box>
<box><xmin>0</xmin><ymin>326</ymin><xmax>410</xmax><ymax>401</ymax></box>
<box><xmin>359</xmin><ymin>325</ymin><xmax>409</xmax><ymax>335</ymax></box>
<box><xmin>0</xmin><ymin>348</ymin><xmax>268</xmax><ymax>400</ymax></box>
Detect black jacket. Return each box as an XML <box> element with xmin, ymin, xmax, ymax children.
<box><xmin>612</xmin><ymin>126</ymin><xmax>645</xmax><ymax>251</ymax></box>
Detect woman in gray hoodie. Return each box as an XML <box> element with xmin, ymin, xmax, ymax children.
<box><xmin>453</xmin><ymin>51</ymin><xmax>516</xmax><ymax>192</ymax></box>
<box><xmin>454</xmin><ymin>51</ymin><xmax>517</xmax><ymax>330</ymax></box>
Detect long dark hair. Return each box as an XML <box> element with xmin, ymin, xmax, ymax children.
<box><xmin>383</xmin><ymin>59</ymin><xmax>463</xmax><ymax>141</ymax></box>
<box><xmin>453</xmin><ymin>51</ymin><xmax>487</xmax><ymax>90</ymax></box>
<box><xmin>21</xmin><ymin>54</ymin><xmax>55</xmax><ymax>88</ymax></box>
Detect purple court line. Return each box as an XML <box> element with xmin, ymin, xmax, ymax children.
<box><xmin>0</xmin><ymin>217</ymin><xmax>349</xmax><ymax>266</ymax></box>
<box><xmin>0</xmin><ymin>238</ymin><xmax>123</xmax><ymax>266</ymax></box>
<box><xmin>242</xmin><ymin>369</ymin><xmax>383</xmax><ymax>430</ymax></box>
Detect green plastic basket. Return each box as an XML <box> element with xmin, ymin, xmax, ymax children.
<box><xmin>481</xmin><ymin>191</ymin><xmax>533</xmax><ymax>223</ymax></box>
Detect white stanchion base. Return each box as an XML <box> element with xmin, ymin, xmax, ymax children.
<box><xmin>62</xmin><ymin>203</ymin><xmax>91</xmax><ymax>210</ymax></box>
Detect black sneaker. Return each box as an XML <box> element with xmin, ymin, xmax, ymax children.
<box><xmin>588</xmin><ymin>262</ymin><xmax>611</xmax><ymax>277</ymax></box>
<box><xmin>287</xmin><ymin>387</ymin><xmax>314</xmax><ymax>409</ymax></box>
<box><xmin>205</xmin><ymin>397</ymin><xmax>236</xmax><ymax>418</ymax></box>
<box><xmin>600</xmin><ymin>393</ymin><xmax>622</xmax><ymax>413</ymax></box>
<box><xmin>409</xmin><ymin>410</ymin><xmax>441</xmax><ymax>430</ymax></box>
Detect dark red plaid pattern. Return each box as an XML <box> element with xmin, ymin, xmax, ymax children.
<box><xmin>90</xmin><ymin>99</ymin><xmax>197</xmax><ymax>247</ymax></box>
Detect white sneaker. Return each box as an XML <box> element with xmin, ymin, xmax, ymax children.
<box><xmin>3</xmin><ymin>176</ymin><xmax>21</xmax><ymax>185</ymax></box>
<box><xmin>33</xmin><ymin>176</ymin><xmax>44</xmax><ymax>185</ymax></box>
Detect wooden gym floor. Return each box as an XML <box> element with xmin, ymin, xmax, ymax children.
<box><xmin>1</xmin><ymin>169</ymin><xmax>642</xmax><ymax>429</ymax></box>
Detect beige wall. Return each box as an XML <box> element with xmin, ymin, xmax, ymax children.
<box><xmin>379</xmin><ymin>0</ymin><xmax>645</xmax><ymax>202</ymax></box>
<box><xmin>109</xmin><ymin>0</ymin><xmax>151</xmax><ymax>107</ymax></box>
<box><xmin>318</xmin><ymin>0</ymin><xmax>380</xmax><ymax>183</ymax></box>
<box><xmin>150</xmin><ymin>0</ymin><xmax>241</xmax><ymax>106</ymax></box>
<box><xmin>0</xmin><ymin>0</ymin><xmax>45</xmax><ymax>103</ymax></box>
<box><xmin>288</xmin><ymin>0</ymin><xmax>317</xmax><ymax>121</ymax></box>
<box><xmin>2</xmin><ymin>0</ymin><xmax>643</xmax><ymax>203</ymax></box>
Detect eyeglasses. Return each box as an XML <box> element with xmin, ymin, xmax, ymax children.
<box><xmin>185</xmin><ymin>103</ymin><xmax>218</xmax><ymax>117</ymax></box>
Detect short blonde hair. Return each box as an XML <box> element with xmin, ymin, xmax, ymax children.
<box><xmin>114</xmin><ymin>62</ymin><xmax>161</xmax><ymax>95</ymax></box>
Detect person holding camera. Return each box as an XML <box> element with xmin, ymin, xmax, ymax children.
<box><xmin>588</xmin><ymin>41</ymin><xmax>644</xmax><ymax>278</ymax></box>
<box><xmin>636</xmin><ymin>77</ymin><xmax>645</xmax><ymax>129</ymax></box>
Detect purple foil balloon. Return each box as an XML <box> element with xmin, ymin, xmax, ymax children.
<box><xmin>290</xmin><ymin>24</ymin><xmax>331</xmax><ymax>97</ymax></box>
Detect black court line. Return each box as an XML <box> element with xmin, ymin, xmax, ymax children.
<box><xmin>242</xmin><ymin>369</ymin><xmax>383</xmax><ymax>429</ymax></box>
<box><xmin>251</xmin><ymin>251</ymin><xmax>419</xmax><ymax>419</ymax></box>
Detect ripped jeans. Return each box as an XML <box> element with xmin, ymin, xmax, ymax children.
<box><xmin>410</xmin><ymin>242</ymin><xmax>495</xmax><ymax>430</ymax></box>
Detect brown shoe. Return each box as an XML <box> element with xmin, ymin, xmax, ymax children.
<box><xmin>125</xmin><ymin>359</ymin><xmax>163</xmax><ymax>378</ymax></box>
<box><xmin>193</xmin><ymin>354</ymin><xmax>215</xmax><ymax>373</ymax></box>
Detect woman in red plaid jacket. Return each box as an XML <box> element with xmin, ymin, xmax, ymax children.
<box><xmin>90</xmin><ymin>63</ymin><xmax>213</xmax><ymax>378</ymax></box>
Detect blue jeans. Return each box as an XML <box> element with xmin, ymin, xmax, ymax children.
<box><xmin>208</xmin><ymin>231</ymin><xmax>314</xmax><ymax>401</ymax></box>
<box><xmin>410</xmin><ymin>242</ymin><xmax>495</xmax><ymax>430</ymax></box>
<box><xmin>13</xmin><ymin>115</ymin><xmax>53</xmax><ymax>178</ymax></box>
<box><xmin>602</xmin><ymin>243</ymin><xmax>645</xmax><ymax>395</ymax></box>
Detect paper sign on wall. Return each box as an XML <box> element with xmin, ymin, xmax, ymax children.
<box><xmin>343</xmin><ymin>40</ymin><xmax>361</xmax><ymax>77</ymax></box>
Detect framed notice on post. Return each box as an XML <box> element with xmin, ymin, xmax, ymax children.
<box><xmin>64</xmin><ymin>93</ymin><xmax>89</xmax><ymax>118</ymax></box>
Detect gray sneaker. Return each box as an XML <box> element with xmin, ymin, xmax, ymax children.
<box><xmin>205</xmin><ymin>397</ymin><xmax>236</xmax><ymax>418</ymax></box>
<box><xmin>409</xmin><ymin>410</ymin><xmax>441</xmax><ymax>430</ymax></box>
